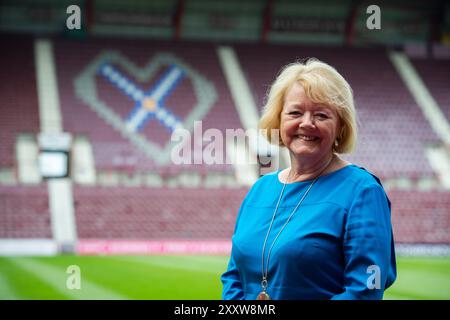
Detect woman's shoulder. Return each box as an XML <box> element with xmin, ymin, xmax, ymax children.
<box><xmin>322</xmin><ymin>164</ymin><xmax>390</xmax><ymax>210</ymax></box>
<box><xmin>252</xmin><ymin>169</ymin><xmax>281</xmax><ymax>188</ymax></box>
<box><xmin>342</xmin><ymin>163</ymin><xmax>380</xmax><ymax>184</ymax></box>
<box><xmin>243</xmin><ymin>170</ymin><xmax>280</xmax><ymax>198</ymax></box>
<box><xmin>341</xmin><ymin>164</ymin><xmax>385</xmax><ymax>188</ymax></box>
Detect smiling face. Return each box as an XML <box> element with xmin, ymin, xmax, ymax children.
<box><xmin>280</xmin><ymin>81</ymin><xmax>341</xmax><ymax>162</ymax></box>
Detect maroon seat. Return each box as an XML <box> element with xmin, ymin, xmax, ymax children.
<box><xmin>73</xmin><ymin>186</ymin><xmax>248</xmax><ymax>239</ymax></box>
<box><xmin>1</xmin><ymin>36</ymin><xmax>448</xmax><ymax>246</ymax></box>
<box><xmin>54</xmin><ymin>38</ymin><xmax>242</xmax><ymax>174</ymax></box>
<box><xmin>0</xmin><ymin>185</ymin><xmax>52</xmax><ymax>238</ymax></box>
<box><xmin>0</xmin><ymin>35</ymin><xmax>40</xmax><ymax>169</ymax></box>
<box><xmin>412</xmin><ymin>58</ymin><xmax>450</xmax><ymax>123</ymax></box>
<box><xmin>389</xmin><ymin>190</ymin><xmax>450</xmax><ymax>243</ymax></box>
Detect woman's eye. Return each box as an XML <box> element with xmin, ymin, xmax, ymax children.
<box><xmin>288</xmin><ymin>111</ymin><xmax>302</xmax><ymax>116</ymax></box>
<box><xmin>316</xmin><ymin>113</ymin><xmax>328</xmax><ymax>119</ymax></box>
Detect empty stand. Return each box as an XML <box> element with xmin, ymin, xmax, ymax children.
<box><xmin>0</xmin><ymin>35</ymin><xmax>40</xmax><ymax>169</ymax></box>
<box><xmin>412</xmin><ymin>58</ymin><xmax>450</xmax><ymax>123</ymax></box>
<box><xmin>0</xmin><ymin>185</ymin><xmax>52</xmax><ymax>238</ymax></box>
<box><xmin>73</xmin><ymin>186</ymin><xmax>248</xmax><ymax>239</ymax></box>
<box><xmin>1</xmin><ymin>35</ymin><xmax>449</xmax><ymax>248</ymax></box>
<box><xmin>53</xmin><ymin>38</ymin><xmax>242</xmax><ymax>174</ymax></box>
<box><xmin>389</xmin><ymin>190</ymin><xmax>450</xmax><ymax>243</ymax></box>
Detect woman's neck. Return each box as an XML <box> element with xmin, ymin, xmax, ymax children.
<box><xmin>286</xmin><ymin>153</ymin><xmax>336</xmax><ymax>183</ymax></box>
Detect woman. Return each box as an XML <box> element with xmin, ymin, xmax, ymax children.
<box><xmin>221</xmin><ymin>58</ymin><xmax>397</xmax><ymax>300</ymax></box>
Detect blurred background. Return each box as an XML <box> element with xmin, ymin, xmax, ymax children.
<box><xmin>0</xmin><ymin>0</ymin><xmax>449</xmax><ymax>300</ymax></box>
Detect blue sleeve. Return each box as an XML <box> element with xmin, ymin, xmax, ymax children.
<box><xmin>221</xmin><ymin>197</ymin><xmax>247</xmax><ymax>300</ymax></box>
<box><xmin>331</xmin><ymin>184</ymin><xmax>396</xmax><ymax>300</ymax></box>
<box><xmin>221</xmin><ymin>248</ymin><xmax>245</xmax><ymax>300</ymax></box>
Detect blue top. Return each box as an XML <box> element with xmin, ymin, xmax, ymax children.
<box><xmin>221</xmin><ymin>164</ymin><xmax>397</xmax><ymax>300</ymax></box>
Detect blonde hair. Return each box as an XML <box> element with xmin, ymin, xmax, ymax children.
<box><xmin>259</xmin><ymin>58</ymin><xmax>357</xmax><ymax>154</ymax></box>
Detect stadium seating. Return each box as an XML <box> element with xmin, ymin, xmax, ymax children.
<box><xmin>1</xmin><ymin>35</ymin><xmax>448</xmax><ymax>247</ymax></box>
<box><xmin>0</xmin><ymin>35</ymin><xmax>40</xmax><ymax>169</ymax></box>
<box><xmin>0</xmin><ymin>185</ymin><xmax>52</xmax><ymax>238</ymax></box>
<box><xmin>411</xmin><ymin>58</ymin><xmax>450</xmax><ymax>123</ymax></box>
<box><xmin>389</xmin><ymin>190</ymin><xmax>450</xmax><ymax>243</ymax></box>
<box><xmin>53</xmin><ymin>38</ymin><xmax>241</xmax><ymax>174</ymax></box>
<box><xmin>73</xmin><ymin>186</ymin><xmax>248</xmax><ymax>239</ymax></box>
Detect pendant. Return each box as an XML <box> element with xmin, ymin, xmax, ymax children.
<box><xmin>257</xmin><ymin>291</ymin><xmax>271</xmax><ymax>300</ymax></box>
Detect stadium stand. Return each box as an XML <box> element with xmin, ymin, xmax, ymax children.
<box><xmin>389</xmin><ymin>190</ymin><xmax>450</xmax><ymax>243</ymax></box>
<box><xmin>0</xmin><ymin>185</ymin><xmax>51</xmax><ymax>238</ymax></box>
<box><xmin>0</xmin><ymin>0</ymin><xmax>449</xmax><ymax>257</ymax></box>
<box><xmin>0</xmin><ymin>35</ymin><xmax>40</xmax><ymax>169</ymax></box>
<box><xmin>53</xmin><ymin>38</ymin><xmax>240</xmax><ymax>175</ymax></box>
<box><xmin>1</xmin><ymin>36</ymin><xmax>449</xmax><ymax>248</ymax></box>
<box><xmin>411</xmin><ymin>58</ymin><xmax>450</xmax><ymax>123</ymax></box>
<box><xmin>73</xmin><ymin>186</ymin><xmax>247</xmax><ymax>239</ymax></box>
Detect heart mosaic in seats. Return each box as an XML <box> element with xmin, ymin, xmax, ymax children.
<box><xmin>74</xmin><ymin>51</ymin><xmax>217</xmax><ymax>165</ymax></box>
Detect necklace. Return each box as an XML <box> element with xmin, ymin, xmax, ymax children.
<box><xmin>257</xmin><ymin>158</ymin><xmax>333</xmax><ymax>300</ymax></box>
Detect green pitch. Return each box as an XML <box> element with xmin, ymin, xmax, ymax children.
<box><xmin>0</xmin><ymin>255</ymin><xmax>449</xmax><ymax>300</ymax></box>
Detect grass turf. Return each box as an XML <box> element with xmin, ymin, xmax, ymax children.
<box><xmin>0</xmin><ymin>255</ymin><xmax>449</xmax><ymax>300</ymax></box>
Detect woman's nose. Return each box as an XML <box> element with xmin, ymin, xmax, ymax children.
<box><xmin>299</xmin><ymin>112</ymin><xmax>315</xmax><ymax>128</ymax></box>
